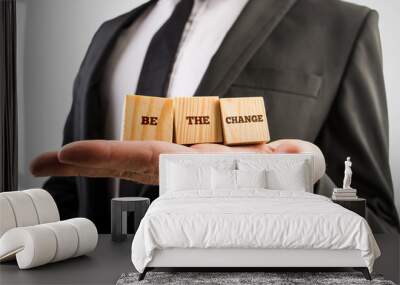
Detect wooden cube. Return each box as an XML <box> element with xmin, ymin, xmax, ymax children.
<box><xmin>122</xmin><ymin>95</ymin><xmax>173</xmax><ymax>142</ymax></box>
<box><xmin>173</xmin><ymin>96</ymin><xmax>223</xmax><ymax>145</ymax></box>
<box><xmin>219</xmin><ymin>97</ymin><xmax>270</xmax><ymax>145</ymax></box>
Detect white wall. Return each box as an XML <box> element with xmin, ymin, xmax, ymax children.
<box><xmin>17</xmin><ymin>0</ymin><xmax>400</xmax><ymax>214</ymax></box>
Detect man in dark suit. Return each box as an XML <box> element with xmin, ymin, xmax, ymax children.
<box><xmin>31</xmin><ymin>0</ymin><xmax>400</xmax><ymax>234</ymax></box>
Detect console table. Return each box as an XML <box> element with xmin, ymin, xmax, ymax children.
<box><xmin>1</xmin><ymin>234</ymin><xmax>399</xmax><ymax>284</ymax></box>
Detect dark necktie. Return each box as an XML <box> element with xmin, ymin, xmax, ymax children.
<box><xmin>120</xmin><ymin>0</ymin><xmax>194</xmax><ymax>199</ymax></box>
<box><xmin>136</xmin><ymin>0</ymin><xmax>195</xmax><ymax>97</ymax></box>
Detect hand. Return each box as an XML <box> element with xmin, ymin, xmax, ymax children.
<box><xmin>30</xmin><ymin>139</ymin><xmax>325</xmax><ymax>185</ymax></box>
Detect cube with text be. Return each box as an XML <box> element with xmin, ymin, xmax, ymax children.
<box><xmin>173</xmin><ymin>96</ymin><xmax>223</xmax><ymax>145</ymax></box>
<box><xmin>122</xmin><ymin>95</ymin><xmax>173</xmax><ymax>142</ymax></box>
<box><xmin>220</xmin><ymin>97</ymin><xmax>270</xmax><ymax>145</ymax></box>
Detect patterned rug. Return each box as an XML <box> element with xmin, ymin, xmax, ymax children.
<box><xmin>117</xmin><ymin>272</ymin><xmax>396</xmax><ymax>285</ymax></box>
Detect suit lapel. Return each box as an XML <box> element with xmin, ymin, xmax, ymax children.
<box><xmin>76</xmin><ymin>1</ymin><xmax>155</xmax><ymax>140</ymax></box>
<box><xmin>79</xmin><ymin>1</ymin><xmax>155</xmax><ymax>94</ymax></box>
<box><xmin>194</xmin><ymin>0</ymin><xmax>297</xmax><ymax>98</ymax></box>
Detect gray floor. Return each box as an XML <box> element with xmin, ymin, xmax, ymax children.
<box><xmin>0</xmin><ymin>234</ymin><xmax>399</xmax><ymax>285</ymax></box>
<box><xmin>0</xmin><ymin>235</ymin><xmax>134</xmax><ymax>285</ymax></box>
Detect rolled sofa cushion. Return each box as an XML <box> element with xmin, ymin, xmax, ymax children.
<box><xmin>0</xmin><ymin>218</ymin><xmax>98</xmax><ymax>269</ymax></box>
<box><xmin>0</xmin><ymin>196</ymin><xmax>17</xmax><ymax>237</ymax></box>
<box><xmin>65</xmin><ymin>218</ymin><xmax>98</xmax><ymax>257</ymax></box>
<box><xmin>1</xmin><ymin>191</ymin><xmax>39</xmax><ymax>227</ymax></box>
<box><xmin>0</xmin><ymin>189</ymin><xmax>60</xmax><ymax>238</ymax></box>
<box><xmin>0</xmin><ymin>225</ymin><xmax>57</xmax><ymax>268</ymax></box>
<box><xmin>42</xmin><ymin>221</ymin><xmax>79</xmax><ymax>262</ymax></box>
<box><xmin>24</xmin><ymin>189</ymin><xmax>60</xmax><ymax>224</ymax></box>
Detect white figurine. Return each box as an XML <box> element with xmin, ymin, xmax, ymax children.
<box><xmin>332</xmin><ymin>157</ymin><xmax>357</xmax><ymax>199</ymax></box>
<box><xmin>342</xmin><ymin>157</ymin><xmax>353</xmax><ymax>189</ymax></box>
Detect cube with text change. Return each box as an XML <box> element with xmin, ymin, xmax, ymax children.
<box><xmin>173</xmin><ymin>96</ymin><xmax>223</xmax><ymax>145</ymax></box>
<box><xmin>122</xmin><ymin>95</ymin><xmax>173</xmax><ymax>142</ymax></box>
<box><xmin>219</xmin><ymin>97</ymin><xmax>270</xmax><ymax>145</ymax></box>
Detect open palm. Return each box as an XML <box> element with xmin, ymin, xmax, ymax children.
<box><xmin>31</xmin><ymin>139</ymin><xmax>325</xmax><ymax>185</ymax></box>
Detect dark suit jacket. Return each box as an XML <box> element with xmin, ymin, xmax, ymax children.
<box><xmin>44</xmin><ymin>0</ymin><xmax>400</xmax><ymax>233</ymax></box>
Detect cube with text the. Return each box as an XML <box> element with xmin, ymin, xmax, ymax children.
<box><xmin>122</xmin><ymin>95</ymin><xmax>174</xmax><ymax>142</ymax></box>
<box><xmin>173</xmin><ymin>96</ymin><xmax>223</xmax><ymax>145</ymax></box>
<box><xmin>220</xmin><ymin>97</ymin><xmax>270</xmax><ymax>145</ymax></box>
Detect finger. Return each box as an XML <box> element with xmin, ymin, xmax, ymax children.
<box><xmin>190</xmin><ymin>144</ymin><xmax>233</xmax><ymax>152</ymax></box>
<box><xmin>30</xmin><ymin>151</ymin><xmax>64</xmax><ymax>177</ymax></box>
<box><xmin>190</xmin><ymin>143</ymin><xmax>274</xmax><ymax>153</ymax></box>
<box><xmin>269</xmin><ymin>140</ymin><xmax>302</xmax><ymax>153</ymax></box>
<box><xmin>230</xmin><ymin>143</ymin><xmax>275</xmax><ymax>153</ymax></box>
<box><xmin>268</xmin><ymin>139</ymin><xmax>319</xmax><ymax>154</ymax></box>
<box><xmin>58</xmin><ymin>140</ymin><xmax>193</xmax><ymax>172</ymax></box>
<box><xmin>31</xmin><ymin>151</ymin><xmax>109</xmax><ymax>177</ymax></box>
<box><xmin>30</xmin><ymin>151</ymin><xmax>158</xmax><ymax>184</ymax></box>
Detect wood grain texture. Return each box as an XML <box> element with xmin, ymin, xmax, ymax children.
<box><xmin>173</xmin><ymin>96</ymin><xmax>223</xmax><ymax>145</ymax></box>
<box><xmin>220</xmin><ymin>97</ymin><xmax>270</xmax><ymax>145</ymax></box>
<box><xmin>122</xmin><ymin>95</ymin><xmax>173</xmax><ymax>142</ymax></box>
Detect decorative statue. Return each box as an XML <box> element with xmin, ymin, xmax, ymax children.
<box><xmin>342</xmin><ymin>157</ymin><xmax>353</xmax><ymax>189</ymax></box>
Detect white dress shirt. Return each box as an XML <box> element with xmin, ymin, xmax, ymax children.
<box><xmin>102</xmin><ymin>0</ymin><xmax>249</xmax><ymax>141</ymax></box>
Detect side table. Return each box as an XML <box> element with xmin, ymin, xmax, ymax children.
<box><xmin>332</xmin><ymin>198</ymin><xmax>366</xmax><ymax>218</ymax></box>
<box><xmin>111</xmin><ymin>197</ymin><xmax>150</xmax><ymax>242</ymax></box>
